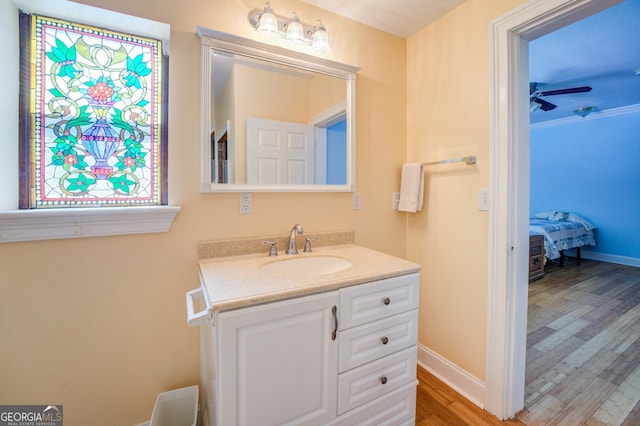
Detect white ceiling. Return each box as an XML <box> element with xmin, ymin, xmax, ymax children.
<box><xmin>301</xmin><ymin>0</ymin><xmax>465</xmax><ymax>38</ymax></box>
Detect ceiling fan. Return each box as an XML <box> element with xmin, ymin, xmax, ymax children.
<box><xmin>529</xmin><ymin>82</ymin><xmax>592</xmax><ymax>111</ymax></box>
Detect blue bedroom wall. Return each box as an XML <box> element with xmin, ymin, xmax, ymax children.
<box><xmin>530</xmin><ymin>110</ymin><xmax>640</xmax><ymax>263</ymax></box>
<box><xmin>326</xmin><ymin>120</ymin><xmax>347</xmax><ymax>184</ymax></box>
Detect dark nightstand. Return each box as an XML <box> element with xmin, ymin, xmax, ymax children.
<box><xmin>529</xmin><ymin>235</ymin><xmax>545</xmax><ymax>282</ymax></box>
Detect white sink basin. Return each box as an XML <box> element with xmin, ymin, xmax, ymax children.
<box><xmin>260</xmin><ymin>255</ymin><xmax>353</xmax><ymax>276</ymax></box>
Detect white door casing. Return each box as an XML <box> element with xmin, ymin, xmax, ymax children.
<box><xmin>486</xmin><ymin>0</ymin><xmax>622</xmax><ymax>419</ymax></box>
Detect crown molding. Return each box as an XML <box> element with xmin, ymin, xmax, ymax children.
<box><xmin>531</xmin><ymin>103</ymin><xmax>640</xmax><ymax>130</ymax></box>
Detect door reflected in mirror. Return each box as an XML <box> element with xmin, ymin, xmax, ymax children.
<box><xmin>212</xmin><ymin>51</ymin><xmax>346</xmax><ymax>185</ymax></box>
<box><xmin>198</xmin><ymin>28</ymin><xmax>359</xmax><ymax>192</ymax></box>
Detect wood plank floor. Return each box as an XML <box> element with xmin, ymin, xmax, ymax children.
<box><xmin>517</xmin><ymin>259</ymin><xmax>640</xmax><ymax>425</ymax></box>
<box><xmin>414</xmin><ymin>259</ymin><xmax>640</xmax><ymax>425</ymax></box>
<box><xmin>416</xmin><ymin>365</ymin><xmax>524</xmax><ymax>425</ymax></box>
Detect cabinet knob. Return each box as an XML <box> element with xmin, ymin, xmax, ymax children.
<box><xmin>381</xmin><ymin>336</ymin><xmax>389</xmax><ymax>345</ymax></box>
<box><xmin>383</xmin><ymin>297</ymin><xmax>391</xmax><ymax>305</ymax></box>
<box><xmin>380</xmin><ymin>376</ymin><xmax>388</xmax><ymax>385</ymax></box>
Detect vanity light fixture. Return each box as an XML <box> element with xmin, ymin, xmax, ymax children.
<box><xmin>285</xmin><ymin>12</ymin><xmax>306</xmax><ymax>50</ymax></box>
<box><xmin>311</xmin><ymin>20</ymin><xmax>331</xmax><ymax>58</ymax></box>
<box><xmin>574</xmin><ymin>106</ymin><xmax>595</xmax><ymax>117</ymax></box>
<box><xmin>248</xmin><ymin>2</ymin><xmax>332</xmax><ymax>58</ymax></box>
<box><xmin>254</xmin><ymin>2</ymin><xmax>279</xmax><ymax>44</ymax></box>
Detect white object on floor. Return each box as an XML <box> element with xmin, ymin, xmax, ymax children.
<box><xmin>150</xmin><ymin>385</ymin><xmax>198</xmax><ymax>426</ymax></box>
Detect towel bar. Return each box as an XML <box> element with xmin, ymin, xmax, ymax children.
<box><xmin>420</xmin><ymin>155</ymin><xmax>476</xmax><ymax>167</ymax></box>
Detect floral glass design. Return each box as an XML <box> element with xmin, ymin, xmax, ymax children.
<box><xmin>27</xmin><ymin>15</ymin><xmax>164</xmax><ymax>208</ymax></box>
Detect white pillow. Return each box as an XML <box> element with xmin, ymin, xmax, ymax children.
<box><xmin>567</xmin><ymin>213</ymin><xmax>596</xmax><ymax>231</ymax></box>
<box><xmin>534</xmin><ymin>211</ymin><xmax>596</xmax><ymax>231</ymax></box>
<box><xmin>535</xmin><ymin>210</ymin><xmax>568</xmax><ymax>221</ymax></box>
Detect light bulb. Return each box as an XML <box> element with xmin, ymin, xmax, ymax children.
<box><xmin>256</xmin><ymin>3</ymin><xmax>279</xmax><ymax>44</ymax></box>
<box><xmin>311</xmin><ymin>20</ymin><xmax>331</xmax><ymax>58</ymax></box>
<box><xmin>285</xmin><ymin>12</ymin><xmax>306</xmax><ymax>51</ymax></box>
<box><xmin>574</xmin><ymin>106</ymin><xmax>595</xmax><ymax>117</ymax></box>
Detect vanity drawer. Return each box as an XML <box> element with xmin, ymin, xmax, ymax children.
<box><xmin>339</xmin><ymin>310</ymin><xmax>418</xmax><ymax>372</ymax></box>
<box><xmin>334</xmin><ymin>381</ymin><xmax>416</xmax><ymax>426</ymax></box>
<box><xmin>339</xmin><ymin>273</ymin><xmax>419</xmax><ymax>330</ymax></box>
<box><xmin>337</xmin><ymin>346</ymin><xmax>417</xmax><ymax>415</ymax></box>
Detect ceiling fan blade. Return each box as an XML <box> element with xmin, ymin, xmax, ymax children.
<box><xmin>533</xmin><ymin>97</ymin><xmax>557</xmax><ymax>111</ymax></box>
<box><xmin>538</xmin><ymin>86</ymin><xmax>592</xmax><ymax>96</ymax></box>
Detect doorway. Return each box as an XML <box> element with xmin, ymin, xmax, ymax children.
<box><xmin>485</xmin><ymin>0</ymin><xmax>624</xmax><ymax>419</ymax></box>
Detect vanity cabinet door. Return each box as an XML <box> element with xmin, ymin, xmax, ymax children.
<box><xmin>217</xmin><ymin>291</ymin><xmax>339</xmax><ymax>426</ymax></box>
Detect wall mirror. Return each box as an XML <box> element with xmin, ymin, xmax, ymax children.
<box><xmin>197</xmin><ymin>27</ymin><xmax>359</xmax><ymax>192</ymax></box>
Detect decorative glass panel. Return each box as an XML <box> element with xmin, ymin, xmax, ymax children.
<box><xmin>25</xmin><ymin>14</ymin><xmax>165</xmax><ymax>208</ymax></box>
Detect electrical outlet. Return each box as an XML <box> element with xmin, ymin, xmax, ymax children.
<box><xmin>239</xmin><ymin>192</ymin><xmax>252</xmax><ymax>214</ymax></box>
<box><xmin>392</xmin><ymin>192</ymin><xmax>400</xmax><ymax>210</ymax></box>
<box><xmin>352</xmin><ymin>192</ymin><xmax>361</xmax><ymax>210</ymax></box>
<box><xmin>478</xmin><ymin>188</ymin><xmax>489</xmax><ymax>211</ymax></box>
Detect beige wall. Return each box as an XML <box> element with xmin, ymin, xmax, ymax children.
<box><xmin>0</xmin><ymin>0</ymin><xmax>541</xmax><ymax>423</ymax></box>
<box><xmin>232</xmin><ymin>65</ymin><xmax>310</xmax><ymax>181</ymax></box>
<box><xmin>230</xmin><ymin>65</ymin><xmax>345</xmax><ymax>182</ymax></box>
<box><xmin>308</xmin><ymin>73</ymin><xmax>346</xmax><ymax>117</ymax></box>
<box><xmin>406</xmin><ymin>0</ymin><xmax>528</xmax><ymax>380</ymax></box>
<box><xmin>0</xmin><ymin>0</ymin><xmax>407</xmax><ymax>425</ymax></box>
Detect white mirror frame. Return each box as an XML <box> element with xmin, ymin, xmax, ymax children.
<box><xmin>197</xmin><ymin>27</ymin><xmax>359</xmax><ymax>192</ymax></box>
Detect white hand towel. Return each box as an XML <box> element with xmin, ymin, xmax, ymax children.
<box><xmin>398</xmin><ymin>163</ymin><xmax>424</xmax><ymax>213</ymax></box>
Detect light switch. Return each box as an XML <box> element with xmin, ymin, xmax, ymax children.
<box><xmin>352</xmin><ymin>192</ymin><xmax>361</xmax><ymax>210</ymax></box>
<box><xmin>478</xmin><ymin>188</ymin><xmax>489</xmax><ymax>211</ymax></box>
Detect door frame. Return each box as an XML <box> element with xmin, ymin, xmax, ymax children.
<box><xmin>485</xmin><ymin>0</ymin><xmax>622</xmax><ymax>419</ymax></box>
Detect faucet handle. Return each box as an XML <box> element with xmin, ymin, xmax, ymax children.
<box><xmin>262</xmin><ymin>240</ymin><xmax>278</xmax><ymax>257</ymax></box>
<box><xmin>304</xmin><ymin>237</ymin><xmax>320</xmax><ymax>253</ymax></box>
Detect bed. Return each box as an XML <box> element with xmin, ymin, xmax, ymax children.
<box><xmin>529</xmin><ymin>211</ymin><xmax>596</xmax><ymax>266</ymax></box>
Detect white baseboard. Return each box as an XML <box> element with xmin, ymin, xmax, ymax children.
<box><xmin>417</xmin><ymin>343</ymin><xmax>486</xmax><ymax>409</ymax></box>
<box><xmin>579</xmin><ymin>250</ymin><xmax>640</xmax><ymax>267</ymax></box>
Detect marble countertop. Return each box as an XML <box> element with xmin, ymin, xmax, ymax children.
<box><xmin>198</xmin><ymin>243</ymin><xmax>421</xmax><ymax>312</ymax></box>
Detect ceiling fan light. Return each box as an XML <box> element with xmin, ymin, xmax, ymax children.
<box><xmin>530</xmin><ymin>101</ymin><xmax>542</xmax><ymax>112</ymax></box>
<box><xmin>574</xmin><ymin>106</ymin><xmax>595</xmax><ymax>117</ymax></box>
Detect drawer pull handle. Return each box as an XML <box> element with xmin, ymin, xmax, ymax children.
<box><xmin>331</xmin><ymin>305</ymin><xmax>338</xmax><ymax>341</ymax></box>
<box><xmin>381</xmin><ymin>336</ymin><xmax>389</xmax><ymax>345</ymax></box>
<box><xmin>380</xmin><ymin>376</ymin><xmax>388</xmax><ymax>385</ymax></box>
<box><xmin>383</xmin><ymin>297</ymin><xmax>391</xmax><ymax>305</ymax></box>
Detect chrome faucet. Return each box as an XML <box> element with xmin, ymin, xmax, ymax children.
<box><xmin>286</xmin><ymin>224</ymin><xmax>304</xmax><ymax>254</ymax></box>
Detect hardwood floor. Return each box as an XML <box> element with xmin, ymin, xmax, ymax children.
<box><xmin>517</xmin><ymin>259</ymin><xmax>640</xmax><ymax>425</ymax></box>
<box><xmin>416</xmin><ymin>365</ymin><xmax>524</xmax><ymax>425</ymax></box>
<box><xmin>415</xmin><ymin>259</ymin><xmax>640</xmax><ymax>425</ymax></box>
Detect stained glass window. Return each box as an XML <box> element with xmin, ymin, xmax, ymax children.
<box><xmin>19</xmin><ymin>14</ymin><xmax>167</xmax><ymax>208</ymax></box>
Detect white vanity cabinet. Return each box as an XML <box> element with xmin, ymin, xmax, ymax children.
<box><xmin>215</xmin><ymin>291</ymin><xmax>339</xmax><ymax>426</ymax></box>
<box><xmin>198</xmin><ymin>272</ymin><xmax>420</xmax><ymax>426</ymax></box>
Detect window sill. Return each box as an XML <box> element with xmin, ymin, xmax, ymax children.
<box><xmin>0</xmin><ymin>205</ymin><xmax>181</xmax><ymax>243</ymax></box>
